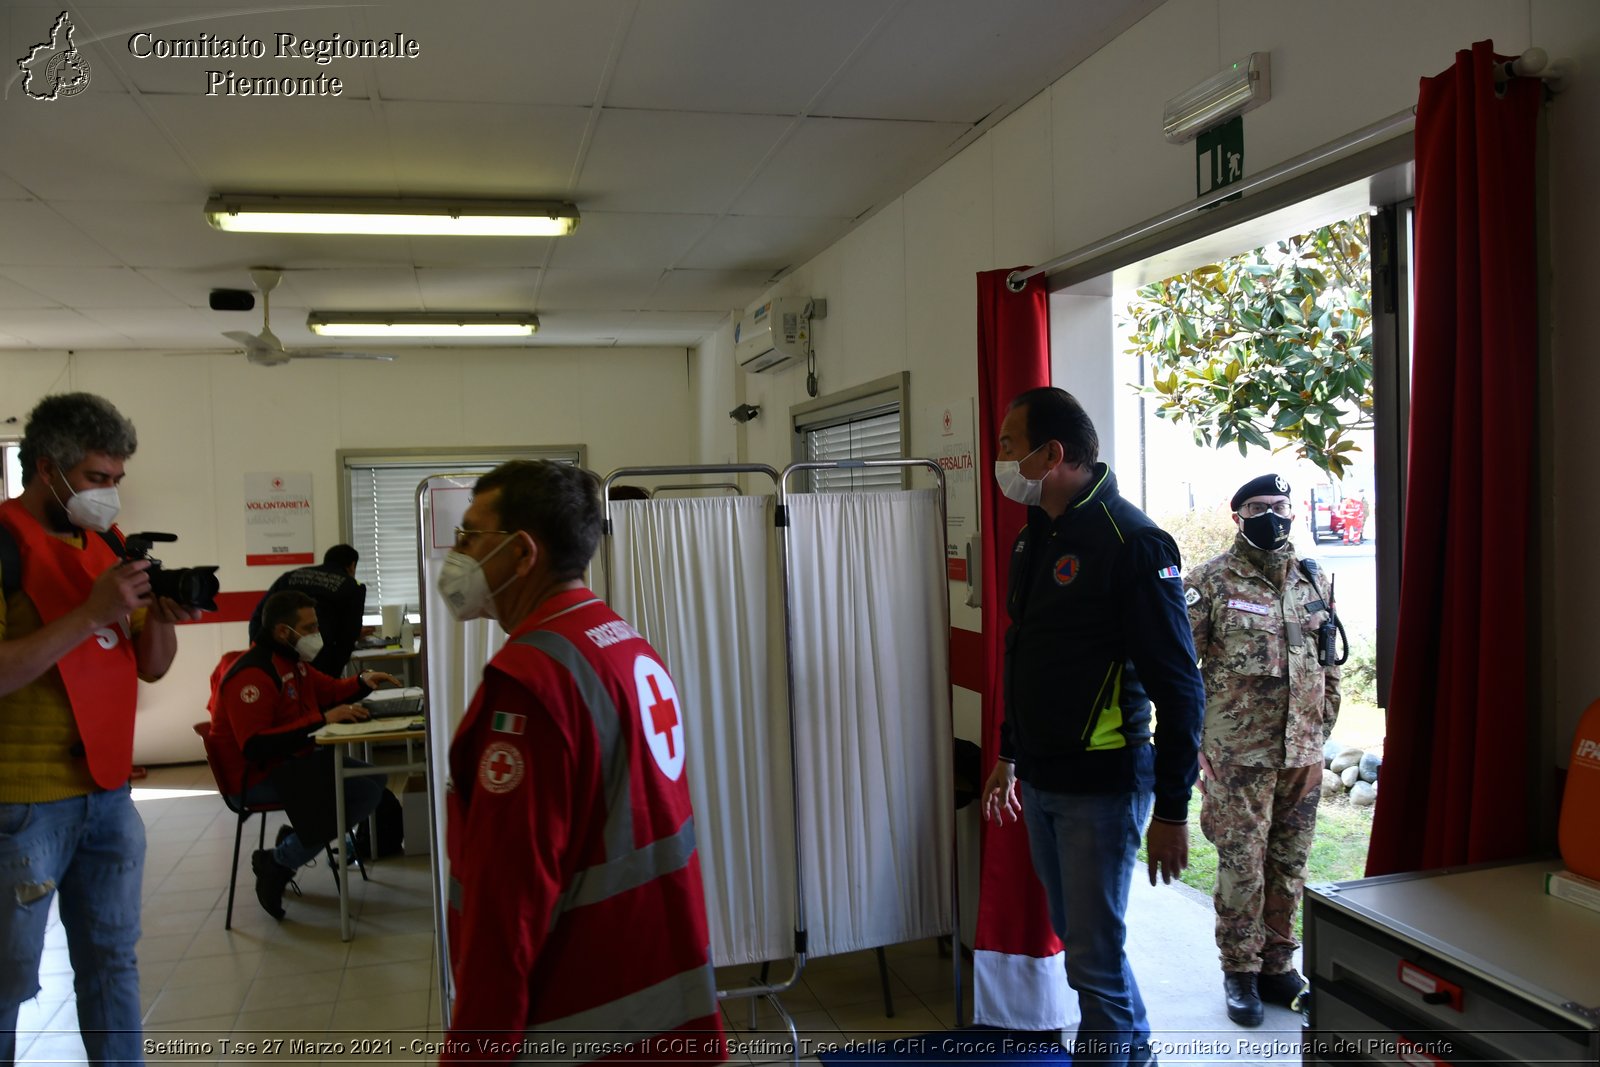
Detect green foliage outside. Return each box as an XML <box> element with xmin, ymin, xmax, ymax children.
<box><xmin>1161</xmin><ymin>505</ymin><xmax>1237</xmax><ymax>573</ymax></box>
<box><xmin>1140</xmin><ymin>789</ymin><xmax>1373</xmax><ymax>941</ymax></box>
<box><xmin>1122</xmin><ymin>215</ymin><xmax>1374</xmax><ymax>480</ymax></box>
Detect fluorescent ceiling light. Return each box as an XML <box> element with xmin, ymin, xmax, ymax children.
<box><xmin>1163</xmin><ymin>53</ymin><xmax>1272</xmax><ymax>144</ymax></box>
<box><xmin>307</xmin><ymin>312</ymin><xmax>539</xmax><ymax>337</ymax></box>
<box><xmin>206</xmin><ymin>196</ymin><xmax>579</xmax><ymax>236</ymax></box>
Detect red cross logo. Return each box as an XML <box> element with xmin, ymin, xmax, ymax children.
<box><xmin>646</xmin><ymin>675</ymin><xmax>679</xmax><ymax>758</ymax></box>
<box><xmin>634</xmin><ymin>656</ymin><xmax>685</xmax><ymax>781</ymax></box>
<box><xmin>478</xmin><ymin>741</ymin><xmax>524</xmax><ymax>794</ymax></box>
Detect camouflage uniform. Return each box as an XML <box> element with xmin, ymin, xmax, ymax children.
<box><xmin>1185</xmin><ymin>534</ymin><xmax>1340</xmax><ymax>975</ymax></box>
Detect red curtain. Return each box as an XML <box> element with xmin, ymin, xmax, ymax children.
<box><xmin>1366</xmin><ymin>42</ymin><xmax>1542</xmax><ymax>875</ymax></box>
<box><xmin>972</xmin><ymin>268</ymin><xmax>1069</xmax><ymax>1027</ymax></box>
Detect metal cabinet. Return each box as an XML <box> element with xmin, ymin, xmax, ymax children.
<box><xmin>1303</xmin><ymin>859</ymin><xmax>1600</xmax><ymax>1065</ymax></box>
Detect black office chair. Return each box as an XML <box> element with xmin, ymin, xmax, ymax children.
<box><xmin>193</xmin><ymin>722</ymin><xmax>365</xmax><ymax>929</ymax></box>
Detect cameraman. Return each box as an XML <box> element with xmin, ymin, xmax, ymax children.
<box><xmin>0</xmin><ymin>392</ymin><xmax>201</xmax><ymax>1064</ymax></box>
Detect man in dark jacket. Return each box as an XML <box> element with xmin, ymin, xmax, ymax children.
<box><xmin>217</xmin><ymin>590</ymin><xmax>397</xmax><ymax>918</ymax></box>
<box><xmin>981</xmin><ymin>387</ymin><xmax>1205</xmax><ymax>1067</ymax></box>
<box><xmin>247</xmin><ymin>544</ymin><xmax>366</xmax><ymax>676</ymax></box>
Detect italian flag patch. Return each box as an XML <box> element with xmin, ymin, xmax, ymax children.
<box><xmin>491</xmin><ymin>711</ymin><xmax>526</xmax><ymax>735</ymax></box>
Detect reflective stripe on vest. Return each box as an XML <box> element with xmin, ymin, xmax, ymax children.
<box><xmin>526</xmin><ymin>959</ymin><xmax>718</xmax><ymax>1060</ymax></box>
<box><xmin>448</xmin><ymin>820</ymin><xmax>697</xmax><ymax>916</ymax></box>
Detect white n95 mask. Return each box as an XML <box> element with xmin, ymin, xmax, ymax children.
<box><xmin>52</xmin><ymin>479</ymin><xmax>121</xmax><ymax>533</ymax></box>
<box><xmin>993</xmin><ymin>443</ymin><xmax>1048</xmax><ymax>507</ymax></box>
<box><xmin>291</xmin><ymin>629</ymin><xmax>324</xmax><ymax>663</ymax></box>
<box><xmin>437</xmin><ymin>535</ymin><xmax>517</xmax><ymax>622</ymax></box>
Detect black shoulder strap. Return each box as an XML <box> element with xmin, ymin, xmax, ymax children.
<box><xmin>220</xmin><ymin>643</ymin><xmax>284</xmax><ymax>692</ymax></box>
<box><xmin>0</xmin><ymin>524</ymin><xmax>18</xmax><ymax>600</ymax></box>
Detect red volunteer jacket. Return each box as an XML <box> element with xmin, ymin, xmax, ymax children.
<box><xmin>445</xmin><ymin>588</ymin><xmax>723</xmax><ymax>1064</ymax></box>
<box><xmin>212</xmin><ymin>644</ymin><xmax>363</xmax><ymax>795</ymax></box>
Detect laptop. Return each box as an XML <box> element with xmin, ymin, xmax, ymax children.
<box><xmin>362</xmin><ymin>686</ymin><xmax>424</xmax><ymax>719</ymax></box>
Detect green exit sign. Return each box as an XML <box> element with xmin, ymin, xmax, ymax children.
<box><xmin>1196</xmin><ymin>115</ymin><xmax>1245</xmax><ymax>205</ymax></box>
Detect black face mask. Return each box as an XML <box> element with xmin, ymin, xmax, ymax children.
<box><xmin>1241</xmin><ymin>513</ymin><xmax>1293</xmax><ymax>550</ymax></box>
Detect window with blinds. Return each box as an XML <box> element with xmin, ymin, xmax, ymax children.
<box><xmin>342</xmin><ymin>449</ymin><xmax>580</xmax><ymax>618</ymax></box>
<box><xmin>803</xmin><ymin>410</ymin><xmax>905</xmax><ymax>492</ymax></box>
<box><xmin>791</xmin><ymin>372</ymin><xmax>909</xmax><ymax>492</ymax></box>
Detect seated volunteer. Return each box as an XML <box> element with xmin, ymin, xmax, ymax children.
<box><xmin>214</xmin><ymin>589</ymin><xmax>400</xmax><ymax>919</ymax></box>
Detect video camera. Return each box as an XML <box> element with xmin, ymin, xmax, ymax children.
<box><xmin>122</xmin><ymin>532</ymin><xmax>220</xmax><ymax>612</ymax></box>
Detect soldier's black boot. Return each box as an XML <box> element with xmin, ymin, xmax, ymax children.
<box><xmin>251</xmin><ymin>849</ymin><xmax>295</xmax><ymax>920</ymax></box>
<box><xmin>1258</xmin><ymin>969</ymin><xmax>1310</xmax><ymax>1011</ymax></box>
<box><xmin>1224</xmin><ymin>972</ymin><xmax>1263</xmax><ymax>1026</ymax></box>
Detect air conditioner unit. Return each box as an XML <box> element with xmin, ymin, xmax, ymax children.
<box><xmin>735</xmin><ymin>297</ymin><xmax>820</xmax><ymax>373</ymax></box>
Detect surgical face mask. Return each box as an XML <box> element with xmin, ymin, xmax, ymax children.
<box><xmin>287</xmin><ymin>627</ymin><xmax>324</xmax><ymax>663</ymax></box>
<box><xmin>994</xmin><ymin>443</ymin><xmax>1049</xmax><ymax>507</ymax></box>
<box><xmin>50</xmin><ymin>476</ymin><xmax>121</xmax><ymax>533</ymax></box>
<box><xmin>437</xmin><ymin>534</ymin><xmax>518</xmax><ymax>622</ymax></box>
<box><xmin>1240</xmin><ymin>512</ymin><xmax>1293</xmax><ymax>551</ymax></box>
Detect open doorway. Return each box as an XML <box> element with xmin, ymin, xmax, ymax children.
<box><xmin>1051</xmin><ymin>171</ymin><xmax>1414</xmax><ymax>907</ymax></box>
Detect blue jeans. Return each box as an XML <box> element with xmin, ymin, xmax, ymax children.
<box><xmin>240</xmin><ymin>758</ymin><xmax>383</xmax><ymax>870</ymax></box>
<box><xmin>1020</xmin><ymin>781</ymin><xmax>1155</xmax><ymax>1067</ymax></box>
<box><xmin>0</xmin><ymin>786</ymin><xmax>145</xmax><ymax>1065</ymax></box>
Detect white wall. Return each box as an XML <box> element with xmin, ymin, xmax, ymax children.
<box><xmin>0</xmin><ymin>346</ymin><xmax>695</xmax><ymax>765</ymax></box>
<box><xmin>694</xmin><ymin>0</ymin><xmax>1600</xmax><ymax>754</ymax></box>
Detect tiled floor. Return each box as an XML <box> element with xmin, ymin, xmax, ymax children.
<box><xmin>13</xmin><ymin>764</ymin><xmax>1304</xmax><ymax>1064</ymax></box>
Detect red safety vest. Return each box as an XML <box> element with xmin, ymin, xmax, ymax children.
<box><xmin>445</xmin><ymin>588</ymin><xmax>723</xmax><ymax>1064</ymax></box>
<box><xmin>0</xmin><ymin>499</ymin><xmax>137</xmax><ymax>790</ymax></box>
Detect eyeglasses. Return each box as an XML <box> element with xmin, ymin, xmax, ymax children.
<box><xmin>1237</xmin><ymin>502</ymin><xmax>1294</xmax><ymax>519</ymax></box>
<box><xmin>453</xmin><ymin>526</ymin><xmax>511</xmax><ymax>550</ymax></box>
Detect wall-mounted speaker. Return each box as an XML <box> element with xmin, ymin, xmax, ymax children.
<box><xmin>209</xmin><ymin>289</ymin><xmax>255</xmax><ymax>312</ymax></box>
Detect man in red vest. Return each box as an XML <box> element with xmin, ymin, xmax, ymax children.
<box><xmin>440</xmin><ymin>460</ymin><xmax>723</xmax><ymax>1064</ymax></box>
<box><xmin>0</xmin><ymin>393</ymin><xmax>202</xmax><ymax>1063</ymax></box>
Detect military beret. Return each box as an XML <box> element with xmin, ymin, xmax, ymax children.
<box><xmin>1231</xmin><ymin>474</ymin><xmax>1291</xmax><ymax>512</ymax></box>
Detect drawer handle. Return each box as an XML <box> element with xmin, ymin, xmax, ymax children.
<box><xmin>1397</xmin><ymin>960</ymin><xmax>1463</xmax><ymax>1012</ymax></box>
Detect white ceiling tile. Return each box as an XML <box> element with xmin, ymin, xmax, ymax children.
<box><xmin>51</xmin><ymin>203</ymin><xmax>390</xmax><ymax>272</ymax></box>
<box><xmin>144</xmin><ymin>94</ymin><xmax>395</xmax><ymax>194</ymax></box>
<box><xmin>0</xmin><ymin>308</ymin><xmax>136</xmax><ymax>347</ymax></box>
<box><xmin>578</xmin><ymin>109</ymin><xmax>794</xmax><ymax>214</ymax></box>
<box><xmin>10</xmin><ymin>266</ymin><xmax>186</xmax><ymax>308</ymax></box>
<box><xmin>415</xmin><ymin>268</ymin><xmax>542</xmax><ymax>309</ymax></box>
<box><xmin>548</xmin><ymin>212</ymin><xmax>716</xmax><ymax>271</ymax></box>
<box><xmin>0</xmin><ymin>93</ymin><xmax>200</xmax><ymax>201</ymax></box>
<box><xmin>367</xmin><ymin>0</ymin><xmax>629</xmax><ymax>106</ymax></box>
<box><xmin>681</xmin><ymin>214</ymin><xmax>852</xmax><ymax>272</ymax></box>
<box><xmin>524</xmin><ymin>311</ymin><xmax>633</xmax><ymax>344</ymax></box>
<box><xmin>648</xmin><ymin>268</ymin><xmax>772</xmax><ymax>312</ymax></box>
<box><xmin>0</xmin><ymin>202</ymin><xmax>121</xmax><ymax>267</ymax></box>
<box><xmin>386</xmin><ymin>101</ymin><xmax>590</xmax><ymax>198</ymax></box>
<box><xmin>0</xmin><ymin>274</ymin><xmax>60</xmax><ymax>308</ymax></box>
<box><xmin>0</xmin><ymin>175</ymin><xmax>29</xmax><ymax>199</ymax></box>
<box><xmin>606</xmin><ymin>0</ymin><xmax>894</xmax><ymax>115</ymax></box>
<box><xmin>539</xmin><ymin>268</ymin><xmax>661</xmax><ymax>311</ymax></box>
<box><xmin>78</xmin><ymin>306</ymin><xmax>242</xmax><ymax>348</ymax></box>
<box><xmin>732</xmin><ymin>117</ymin><xmax>965</xmax><ymax>218</ymax></box>
<box><xmin>272</xmin><ymin>268</ymin><xmax>422</xmax><ymax>307</ymax></box>
<box><xmin>816</xmin><ymin>0</ymin><xmax>1144</xmax><ymax>123</ymax></box>
<box><xmin>404</xmin><ymin>236</ymin><xmax>565</xmax><ymax>269</ymax></box>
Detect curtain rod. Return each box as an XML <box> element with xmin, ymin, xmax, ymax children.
<box><xmin>1006</xmin><ymin>106</ymin><xmax>1416</xmax><ymax>292</ymax></box>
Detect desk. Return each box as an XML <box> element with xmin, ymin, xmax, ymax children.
<box><xmin>313</xmin><ymin>717</ymin><xmax>427</xmax><ymax>941</ymax></box>
<box><xmin>351</xmin><ymin>640</ymin><xmax>422</xmax><ymax>686</ymax></box>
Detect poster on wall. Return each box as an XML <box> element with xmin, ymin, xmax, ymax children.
<box><xmin>919</xmin><ymin>399</ymin><xmax>978</xmax><ymax>582</ymax></box>
<box><xmin>243</xmin><ymin>472</ymin><xmax>314</xmax><ymax>566</ymax></box>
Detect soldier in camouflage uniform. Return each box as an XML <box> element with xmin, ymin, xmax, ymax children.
<box><xmin>1184</xmin><ymin>474</ymin><xmax>1340</xmax><ymax>1027</ymax></box>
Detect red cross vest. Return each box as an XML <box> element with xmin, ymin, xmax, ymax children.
<box><xmin>445</xmin><ymin>588</ymin><xmax>723</xmax><ymax>1063</ymax></box>
<box><xmin>0</xmin><ymin>499</ymin><xmax>137</xmax><ymax>790</ymax></box>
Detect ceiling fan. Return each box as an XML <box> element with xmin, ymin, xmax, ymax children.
<box><xmin>222</xmin><ymin>267</ymin><xmax>396</xmax><ymax>367</ymax></box>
